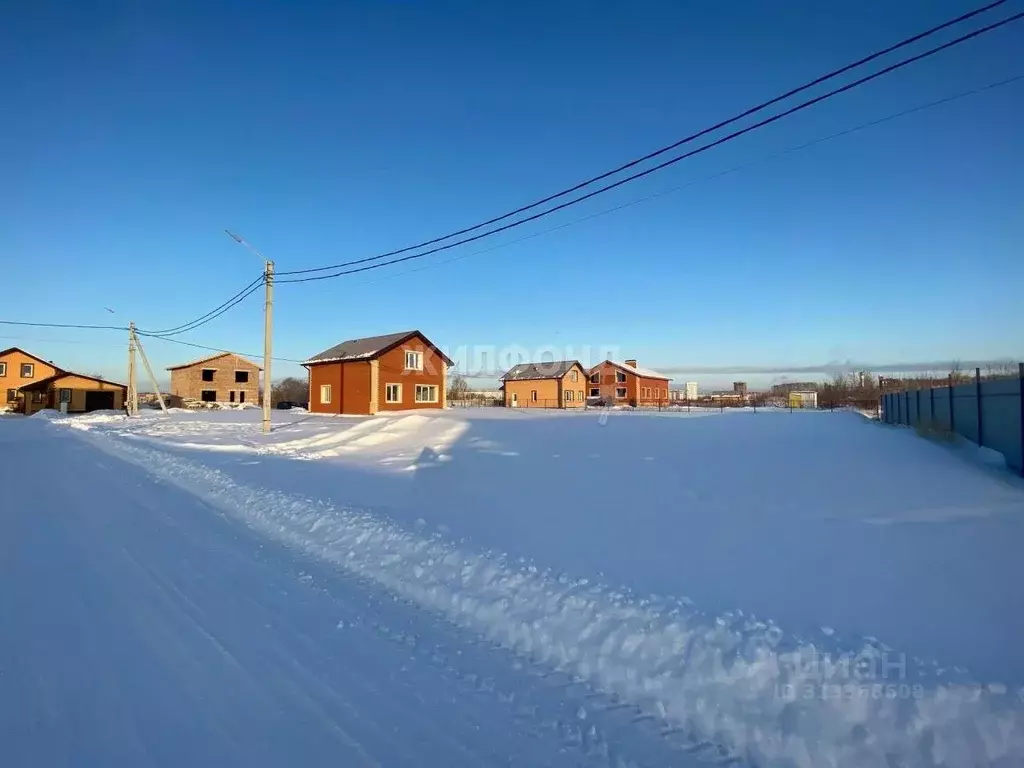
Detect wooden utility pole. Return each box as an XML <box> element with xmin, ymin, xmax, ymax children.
<box><xmin>127</xmin><ymin>322</ymin><xmax>139</xmax><ymax>416</ymax></box>
<box><xmin>133</xmin><ymin>330</ymin><xmax>168</xmax><ymax>413</ymax></box>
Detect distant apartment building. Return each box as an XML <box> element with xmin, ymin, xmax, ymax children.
<box><xmin>685</xmin><ymin>381</ymin><xmax>699</xmax><ymax>401</ymax></box>
<box><xmin>733</xmin><ymin>381</ymin><xmax>748</xmax><ymax>397</ymax></box>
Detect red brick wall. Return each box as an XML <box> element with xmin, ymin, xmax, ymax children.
<box><xmin>308</xmin><ymin>362</ymin><xmax>344</xmax><ymax>414</ymax></box>
<box><xmin>376</xmin><ymin>337</ymin><xmax>446</xmax><ymax>411</ymax></box>
<box><xmin>586</xmin><ymin>363</ymin><xmax>669</xmax><ymax>404</ymax></box>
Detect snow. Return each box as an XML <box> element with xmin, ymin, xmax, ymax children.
<box><xmin>608</xmin><ymin>360</ymin><xmax>671</xmax><ymax>380</ymax></box>
<box><xmin>4</xmin><ymin>407</ymin><xmax>1024</xmax><ymax>766</ymax></box>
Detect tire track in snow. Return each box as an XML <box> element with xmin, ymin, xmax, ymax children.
<box><xmin>72</xmin><ymin>423</ymin><xmax>1024</xmax><ymax>768</ymax></box>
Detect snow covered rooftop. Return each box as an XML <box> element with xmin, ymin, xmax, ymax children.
<box><xmin>600</xmin><ymin>360</ymin><xmax>671</xmax><ymax>380</ymax></box>
<box><xmin>501</xmin><ymin>360</ymin><xmax>582</xmax><ymax>381</ymax></box>
<box><xmin>304</xmin><ymin>330</ymin><xmax>454</xmax><ymax>366</ymax></box>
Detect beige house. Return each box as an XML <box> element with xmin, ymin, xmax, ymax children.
<box><xmin>167</xmin><ymin>352</ymin><xmax>261</xmax><ymax>405</ymax></box>
<box><xmin>20</xmin><ymin>372</ymin><xmax>126</xmax><ymax>416</ymax></box>
<box><xmin>501</xmin><ymin>360</ymin><xmax>588</xmax><ymax>408</ymax></box>
<box><xmin>1</xmin><ymin>346</ymin><xmax>61</xmax><ymax>413</ymax></box>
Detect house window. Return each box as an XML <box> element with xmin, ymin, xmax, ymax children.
<box><xmin>385</xmin><ymin>383</ymin><xmax>402</xmax><ymax>403</ymax></box>
<box><xmin>616</xmin><ymin>371</ymin><xmax>626</xmax><ymax>383</ymax></box>
<box><xmin>0</xmin><ymin>362</ymin><xmax>6</xmax><ymax>377</ymax></box>
<box><xmin>320</xmin><ymin>384</ymin><xmax>332</xmax><ymax>404</ymax></box>
<box><xmin>201</xmin><ymin>390</ymin><xmax>217</xmax><ymax>402</ymax></box>
<box><xmin>59</xmin><ymin>388</ymin><xmax>72</xmax><ymax>404</ymax></box>
<box><xmin>5</xmin><ymin>388</ymin><xmax>16</xmax><ymax>402</ymax></box>
<box><xmin>589</xmin><ymin>372</ymin><xmax>599</xmax><ymax>384</ymax></box>
<box><xmin>234</xmin><ymin>371</ymin><xmax>249</xmax><ymax>384</ymax></box>
<box><xmin>21</xmin><ymin>363</ymin><xmax>34</xmax><ymax>378</ymax></box>
<box><xmin>404</xmin><ymin>350</ymin><xmax>423</xmax><ymax>371</ymax></box>
<box><xmin>531</xmin><ymin>390</ymin><xmax>538</xmax><ymax>402</ymax></box>
<box><xmin>569</xmin><ymin>370</ymin><xmax>578</xmax><ymax>383</ymax></box>
<box><xmin>239</xmin><ymin>391</ymin><xmax>246</xmax><ymax>403</ymax></box>
<box><xmin>201</xmin><ymin>369</ymin><xmax>215</xmax><ymax>382</ymax></box>
<box><xmin>229</xmin><ymin>391</ymin><xmax>236</xmax><ymax>403</ymax></box>
<box><xmin>31</xmin><ymin>390</ymin><xmax>44</xmax><ymax>404</ymax></box>
<box><xmin>578</xmin><ymin>390</ymin><xmax>584</xmax><ymax>401</ymax></box>
<box><xmin>565</xmin><ymin>390</ymin><xmax>574</xmax><ymax>402</ymax></box>
<box><xmin>415</xmin><ymin>384</ymin><xmax>438</xmax><ymax>403</ymax></box>
<box><xmin>615</xmin><ymin>387</ymin><xmax>627</xmax><ymax>398</ymax></box>
<box><xmin>589</xmin><ymin>388</ymin><xmax>599</xmax><ymax>398</ymax></box>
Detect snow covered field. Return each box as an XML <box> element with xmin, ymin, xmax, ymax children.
<box><xmin>4</xmin><ymin>406</ymin><xmax>1024</xmax><ymax>766</ymax></box>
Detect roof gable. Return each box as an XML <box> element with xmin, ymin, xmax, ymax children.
<box><xmin>0</xmin><ymin>347</ymin><xmax>62</xmax><ymax>371</ymax></box>
<box><xmin>591</xmin><ymin>360</ymin><xmax>671</xmax><ymax>381</ymax></box>
<box><xmin>304</xmin><ymin>330</ymin><xmax>454</xmax><ymax>366</ymax></box>
<box><xmin>166</xmin><ymin>352</ymin><xmax>262</xmax><ymax>371</ymax></box>
<box><xmin>501</xmin><ymin>360</ymin><xmax>585</xmax><ymax>381</ymax></box>
<box><xmin>19</xmin><ymin>371</ymin><xmax>126</xmax><ymax>391</ymax></box>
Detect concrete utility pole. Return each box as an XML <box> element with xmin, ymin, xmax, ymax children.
<box><xmin>133</xmin><ymin>331</ymin><xmax>168</xmax><ymax>413</ymax></box>
<box><xmin>127</xmin><ymin>322</ymin><xmax>139</xmax><ymax>416</ymax></box>
<box><xmin>226</xmin><ymin>230</ymin><xmax>274</xmax><ymax>435</ymax></box>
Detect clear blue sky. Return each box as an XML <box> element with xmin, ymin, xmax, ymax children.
<box><xmin>2</xmin><ymin>0</ymin><xmax>1022</xmax><ymax>389</ymax></box>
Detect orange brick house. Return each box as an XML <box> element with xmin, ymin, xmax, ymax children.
<box><xmin>500</xmin><ymin>361</ymin><xmax>588</xmax><ymax>408</ymax></box>
<box><xmin>304</xmin><ymin>330</ymin><xmax>453</xmax><ymax>415</ymax></box>
<box><xmin>588</xmin><ymin>359</ymin><xmax>672</xmax><ymax>406</ymax></box>
<box><xmin>20</xmin><ymin>372</ymin><xmax>126</xmax><ymax>416</ymax></box>
<box><xmin>0</xmin><ymin>347</ymin><xmax>61</xmax><ymax>413</ymax></box>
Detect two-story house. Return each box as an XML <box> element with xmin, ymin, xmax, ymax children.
<box><xmin>500</xmin><ymin>360</ymin><xmax>588</xmax><ymax>408</ymax></box>
<box><xmin>0</xmin><ymin>347</ymin><xmax>61</xmax><ymax>413</ymax></box>
<box><xmin>304</xmin><ymin>330</ymin><xmax>453</xmax><ymax>415</ymax></box>
<box><xmin>587</xmin><ymin>359</ymin><xmax>672</xmax><ymax>406</ymax></box>
<box><xmin>167</xmin><ymin>352</ymin><xmax>262</xmax><ymax>405</ymax></box>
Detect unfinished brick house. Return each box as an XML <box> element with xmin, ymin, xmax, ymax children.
<box><xmin>167</xmin><ymin>352</ymin><xmax>261</xmax><ymax>405</ymax></box>
<box><xmin>304</xmin><ymin>330</ymin><xmax>452</xmax><ymax>415</ymax></box>
<box><xmin>500</xmin><ymin>360</ymin><xmax>588</xmax><ymax>408</ymax></box>
<box><xmin>587</xmin><ymin>359</ymin><xmax>672</xmax><ymax>406</ymax></box>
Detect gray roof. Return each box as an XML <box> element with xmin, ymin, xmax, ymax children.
<box><xmin>501</xmin><ymin>360</ymin><xmax>582</xmax><ymax>381</ymax></box>
<box><xmin>304</xmin><ymin>330</ymin><xmax>454</xmax><ymax>366</ymax></box>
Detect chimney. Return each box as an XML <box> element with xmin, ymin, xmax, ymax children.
<box><xmin>624</xmin><ymin>359</ymin><xmax>638</xmax><ymax>368</ymax></box>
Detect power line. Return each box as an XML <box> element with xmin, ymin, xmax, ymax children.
<box><xmin>344</xmin><ymin>74</ymin><xmax>1023</xmax><ymax>286</ymax></box>
<box><xmin>277</xmin><ymin>0</ymin><xmax>1011</xmax><ymax>278</ymax></box>
<box><xmin>0</xmin><ymin>320</ymin><xmax>126</xmax><ymax>331</ymax></box>
<box><xmin>277</xmin><ymin>10</ymin><xmax>1024</xmax><ymax>285</ymax></box>
<box><xmin>139</xmin><ymin>273</ymin><xmax>265</xmax><ymax>337</ymax></box>
<box><xmin>134</xmin><ymin>331</ymin><xmax>305</xmax><ymax>365</ymax></box>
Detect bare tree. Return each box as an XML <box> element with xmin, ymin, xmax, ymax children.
<box><xmin>447</xmin><ymin>371</ymin><xmax>470</xmax><ymax>402</ymax></box>
<box><xmin>272</xmin><ymin>376</ymin><xmax>308</xmax><ymax>404</ymax></box>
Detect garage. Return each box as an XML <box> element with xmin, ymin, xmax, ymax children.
<box><xmin>20</xmin><ymin>372</ymin><xmax>127</xmax><ymax>416</ymax></box>
<box><xmin>84</xmin><ymin>391</ymin><xmax>116</xmax><ymax>412</ymax></box>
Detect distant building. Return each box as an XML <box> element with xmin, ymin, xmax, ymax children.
<box><xmin>685</xmin><ymin>381</ymin><xmax>699</xmax><ymax>401</ymax></box>
<box><xmin>770</xmin><ymin>381</ymin><xmax>819</xmax><ymax>396</ymax></box>
<box><xmin>733</xmin><ymin>381</ymin><xmax>748</xmax><ymax>396</ymax></box>
<box><xmin>167</xmin><ymin>352</ymin><xmax>261</xmax><ymax>405</ymax></box>
<box><xmin>501</xmin><ymin>360</ymin><xmax>587</xmax><ymax>409</ymax></box>
<box><xmin>788</xmin><ymin>391</ymin><xmax>818</xmax><ymax>409</ymax></box>
<box><xmin>587</xmin><ymin>359</ymin><xmax>671</xmax><ymax>406</ymax></box>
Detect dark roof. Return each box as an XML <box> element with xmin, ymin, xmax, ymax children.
<box><xmin>501</xmin><ymin>360</ymin><xmax>583</xmax><ymax>381</ymax></box>
<box><xmin>19</xmin><ymin>371</ymin><xmax>126</xmax><ymax>392</ymax></box>
<box><xmin>304</xmin><ymin>330</ymin><xmax>454</xmax><ymax>366</ymax></box>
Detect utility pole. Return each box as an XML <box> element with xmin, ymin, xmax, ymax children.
<box><xmin>262</xmin><ymin>260</ymin><xmax>274</xmax><ymax>434</ymax></box>
<box><xmin>127</xmin><ymin>322</ymin><xmax>139</xmax><ymax>416</ymax></box>
<box><xmin>133</xmin><ymin>330</ymin><xmax>168</xmax><ymax>413</ymax></box>
<box><xmin>226</xmin><ymin>230</ymin><xmax>274</xmax><ymax>435</ymax></box>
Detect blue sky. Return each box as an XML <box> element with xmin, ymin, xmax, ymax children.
<box><xmin>2</xmin><ymin>0</ymin><xmax>1022</xmax><ymax>389</ymax></box>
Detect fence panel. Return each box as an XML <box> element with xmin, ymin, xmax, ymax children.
<box><xmin>931</xmin><ymin>387</ymin><xmax>952</xmax><ymax>431</ymax></box>
<box><xmin>952</xmin><ymin>383</ymin><xmax>980</xmax><ymax>444</ymax></box>
<box><xmin>979</xmin><ymin>378</ymin><xmax>1023</xmax><ymax>469</ymax></box>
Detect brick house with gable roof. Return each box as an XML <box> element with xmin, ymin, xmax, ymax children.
<box><xmin>167</xmin><ymin>352</ymin><xmax>262</xmax><ymax>405</ymax></box>
<box><xmin>587</xmin><ymin>359</ymin><xmax>672</xmax><ymax>406</ymax></box>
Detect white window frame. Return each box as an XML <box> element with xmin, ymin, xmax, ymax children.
<box><xmin>320</xmin><ymin>384</ymin><xmax>332</xmax><ymax>404</ymax></box>
<box><xmin>414</xmin><ymin>384</ymin><xmax>438</xmax><ymax>403</ymax></box>
<box><xmin>589</xmin><ymin>387</ymin><xmax>599</xmax><ymax>397</ymax></box>
<box><xmin>615</xmin><ymin>387</ymin><xmax>627</xmax><ymax>399</ymax></box>
<box><xmin>531</xmin><ymin>390</ymin><xmax>538</xmax><ymax>402</ymax></box>
<box><xmin>616</xmin><ymin>371</ymin><xmax>626</xmax><ymax>383</ymax></box>
<box><xmin>0</xmin><ymin>362</ymin><xmax>6</xmax><ymax>377</ymax></box>
<box><xmin>404</xmin><ymin>350</ymin><xmax>423</xmax><ymax>371</ymax></box>
<box><xmin>569</xmin><ymin>369</ymin><xmax>578</xmax><ymax>383</ymax></box>
<box><xmin>385</xmin><ymin>383</ymin><xmax>402</xmax><ymax>403</ymax></box>
<box><xmin>21</xmin><ymin>363</ymin><xmax>34</xmax><ymax>378</ymax></box>
<box><xmin>577</xmin><ymin>390</ymin><xmax>584</xmax><ymax>402</ymax></box>
<box><xmin>565</xmin><ymin>390</ymin><xmax>574</xmax><ymax>402</ymax></box>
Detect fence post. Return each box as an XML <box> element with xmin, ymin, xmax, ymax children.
<box><xmin>976</xmin><ymin>367</ymin><xmax>984</xmax><ymax>447</ymax></box>
<box><xmin>916</xmin><ymin>388</ymin><xmax>921</xmax><ymax>424</ymax></box>
<box><xmin>1019</xmin><ymin>363</ymin><xmax>1024</xmax><ymax>477</ymax></box>
<box><xmin>949</xmin><ymin>374</ymin><xmax>955</xmax><ymax>433</ymax></box>
<box><xmin>929</xmin><ymin>386</ymin><xmax>934</xmax><ymax>425</ymax></box>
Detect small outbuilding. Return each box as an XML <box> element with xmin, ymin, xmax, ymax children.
<box><xmin>20</xmin><ymin>372</ymin><xmax>127</xmax><ymax>416</ymax></box>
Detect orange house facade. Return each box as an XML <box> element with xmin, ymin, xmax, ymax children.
<box><xmin>501</xmin><ymin>361</ymin><xmax>588</xmax><ymax>408</ymax></box>
<box><xmin>304</xmin><ymin>330</ymin><xmax>453</xmax><ymax>416</ymax></box>
<box><xmin>1</xmin><ymin>347</ymin><xmax>61</xmax><ymax>413</ymax></box>
<box><xmin>588</xmin><ymin>359</ymin><xmax>672</xmax><ymax>406</ymax></box>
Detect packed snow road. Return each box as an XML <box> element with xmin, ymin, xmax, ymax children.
<box><xmin>0</xmin><ymin>417</ymin><xmax>692</xmax><ymax>767</ymax></box>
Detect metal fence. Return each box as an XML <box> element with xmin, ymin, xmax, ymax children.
<box><xmin>880</xmin><ymin>364</ymin><xmax>1024</xmax><ymax>475</ymax></box>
